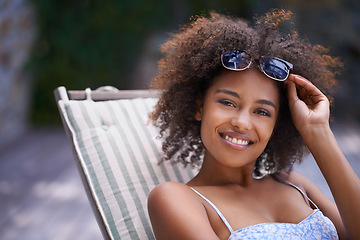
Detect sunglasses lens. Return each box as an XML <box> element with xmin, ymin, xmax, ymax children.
<box><xmin>221</xmin><ymin>50</ymin><xmax>293</xmax><ymax>81</ymax></box>
<box><xmin>260</xmin><ymin>58</ymin><xmax>292</xmax><ymax>81</ymax></box>
<box><xmin>221</xmin><ymin>50</ymin><xmax>251</xmax><ymax>70</ymax></box>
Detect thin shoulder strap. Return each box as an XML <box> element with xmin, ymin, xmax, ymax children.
<box><xmin>190</xmin><ymin>187</ymin><xmax>234</xmax><ymax>234</ymax></box>
<box><xmin>274</xmin><ymin>175</ymin><xmax>319</xmax><ymax>209</ymax></box>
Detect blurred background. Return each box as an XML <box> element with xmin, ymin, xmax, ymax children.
<box><xmin>0</xmin><ymin>0</ymin><xmax>359</xmax><ymax>239</ymax></box>
<box><xmin>1</xmin><ymin>0</ymin><xmax>360</xmax><ymax>147</ymax></box>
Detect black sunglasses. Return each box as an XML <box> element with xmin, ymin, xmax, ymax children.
<box><xmin>221</xmin><ymin>49</ymin><xmax>293</xmax><ymax>81</ymax></box>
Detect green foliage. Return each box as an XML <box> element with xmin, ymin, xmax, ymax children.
<box><xmin>28</xmin><ymin>0</ymin><xmax>258</xmax><ymax>125</ymax></box>
<box><xmin>29</xmin><ymin>0</ymin><xmax>174</xmax><ymax>125</ymax></box>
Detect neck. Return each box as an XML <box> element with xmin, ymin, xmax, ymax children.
<box><xmin>188</xmin><ymin>151</ymin><xmax>257</xmax><ymax>187</ymax></box>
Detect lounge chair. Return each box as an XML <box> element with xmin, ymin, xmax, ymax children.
<box><xmin>54</xmin><ymin>86</ymin><xmax>198</xmax><ymax>240</ymax></box>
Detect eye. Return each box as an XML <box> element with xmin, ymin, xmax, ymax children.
<box><xmin>218</xmin><ymin>99</ymin><xmax>236</xmax><ymax>108</ymax></box>
<box><xmin>255</xmin><ymin>109</ymin><xmax>271</xmax><ymax>117</ymax></box>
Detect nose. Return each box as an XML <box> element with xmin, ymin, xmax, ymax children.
<box><xmin>230</xmin><ymin>110</ymin><xmax>252</xmax><ymax>131</ymax></box>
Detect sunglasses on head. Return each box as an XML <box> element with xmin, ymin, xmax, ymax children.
<box><xmin>221</xmin><ymin>49</ymin><xmax>293</xmax><ymax>81</ymax></box>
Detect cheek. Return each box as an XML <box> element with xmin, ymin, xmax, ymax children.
<box><xmin>199</xmin><ymin>109</ymin><xmax>221</xmax><ymax>145</ymax></box>
<box><xmin>199</xmin><ymin>113</ymin><xmax>215</xmax><ymax>137</ymax></box>
<box><xmin>259</xmin><ymin>120</ymin><xmax>277</xmax><ymax>143</ymax></box>
<box><xmin>199</xmin><ymin>121</ymin><xmax>211</xmax><ymax>151</ymax></box>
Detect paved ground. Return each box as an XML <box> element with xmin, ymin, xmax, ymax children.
<box><xmin>0</xmin><ymin>121</ymin><xmax>359</xmax><ymax>240</ymax></box>
<box><xmin>0</xmin><ymin>128</ymin><xmax>102</xmax><ymax>240</ymax></box>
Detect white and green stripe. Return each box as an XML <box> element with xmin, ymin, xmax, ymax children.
<box><xmin>58</xmin><ymin>97</ymin><xmax>198</xmax><ymax>240</ymax></box>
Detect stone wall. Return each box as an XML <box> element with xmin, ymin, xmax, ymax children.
<box><xmin>0</xmin><ymin>0</ymin><xmax>36</xmax><ymax>148</ymax></box>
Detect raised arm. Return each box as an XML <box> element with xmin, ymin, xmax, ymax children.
<box><xmin>287</xmin><ymin>74</ymin><xmax>360</xmax><ymax>239</ymax></box>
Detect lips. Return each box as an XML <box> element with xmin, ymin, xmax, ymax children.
<box><xmin>220</xmin><ymin>133</ymin><xmax>253</xmax><ymax>147</ymax></box>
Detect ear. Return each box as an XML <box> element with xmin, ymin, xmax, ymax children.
<box><xmin>194</xmin><ymin>97</ymin><xmax>203</xmax><ymax>121</ymax></box>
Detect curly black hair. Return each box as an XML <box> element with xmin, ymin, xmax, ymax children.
<box><xmin>149</xmin><ymin>9</ymin><xmax>341</xmax><ymax>173</ymax></box>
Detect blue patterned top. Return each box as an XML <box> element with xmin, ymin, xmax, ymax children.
<box><xmin>227</xmin><ymin>209</ymin><xmax>338</xmax><ymax>240</ymax></box>
<box><xmin>190</xmin><ymin>180</ymin><xmax>338</xmax><ymax>240</ymax></box>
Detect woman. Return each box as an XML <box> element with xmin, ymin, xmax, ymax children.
<box><xmin>147</xmin><ymin>9</ymin><xmax>360</xmax><ymax>239</ymax></box>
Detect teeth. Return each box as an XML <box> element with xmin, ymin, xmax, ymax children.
<box><xmin>223</xmin><ymin>134</ymin><xmax>249</xmax><ymax>146</ymax></box>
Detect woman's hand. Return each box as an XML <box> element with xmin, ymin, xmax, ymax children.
<box><xmin>286</xmin><ymin>74</ymin><xmax>330</xmax><ymax>136</ymax></box>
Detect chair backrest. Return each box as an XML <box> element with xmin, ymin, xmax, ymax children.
<box><xmin>54</xmin><ymin>86</ymin><xmax>198</xmax><ymax>240</ymax></box>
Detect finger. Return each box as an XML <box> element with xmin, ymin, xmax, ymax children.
<box><xmin>289</xmin><ymin>74</ymin><xmax>324</xmax><ymax>97</ymax></box>
<box><xmin>286</xmin><ymin>79</ymin><xmax>299</xmax><ymax>106</ymax></box>
<box><xmin>297</xmin><ymin>86</ymin><xmax>308</xmax><ymax>101</ymax></box>
<box><xmin>289</xmin><ymin>74</ymin><xmax>328</xmax><ymax>105</ymax></box>
<box><xmin>287</xmin><ymin>80</ymin><xmax>316</xmax><ymax>111</ymax></box>
<box><xmin>296</xmin><ymin>86</ymin><xmax>315</xmax><ymax>105</ymax></box>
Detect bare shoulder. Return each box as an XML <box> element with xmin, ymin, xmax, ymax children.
<box><xmin>277</xmin><ymin>171</ymin><xmax>316</xmax><ymax>191</ymax></box>
<box><xmin>280</xmin><ymin>170</ymin><xmax>333</xmax><ymax>203</ymax></box>
<box><xmin>148</xmin><ymin>182</ymin><xmax>218</xmax><ymax>240</ymax></box>
<box><xmin>280</xmin><ymin>171</ymin><xmax>345</xmax><ymax>237</ymax></box>
<box><xmin>148</xmin><ymin>181</ymin><xmax>193</xmax><ymax>199</ymax></box>
<box><xmin>148</xmin><ymin>182</ymin><xmax>197</xmax><ymax>211</ymax></box>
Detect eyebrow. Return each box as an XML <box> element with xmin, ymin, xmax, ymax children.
<box><xmin>215</xmin><ymin>89</ymin><xmax>240</xmax><ymax>98</ymax></box>
<box><xmin>215</xmin><ymin>89</ymin><xmax>277</xmax><ymax>110</ymax></box>
<box><xmin>256</xmin><ymin>99</ymin><xmax>277</xmax><ymax>110</ymax></box>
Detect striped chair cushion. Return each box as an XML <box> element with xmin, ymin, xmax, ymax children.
<box><xmin>58</xmin><ymin>97</ymin><xmax>198</xmax><ymax>240</ymax></box>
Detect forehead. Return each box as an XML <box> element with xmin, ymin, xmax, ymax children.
<box><xmin>207</xmin><ymin>68</ymin><xmax>280</xmax><ymax>104</ymax></box>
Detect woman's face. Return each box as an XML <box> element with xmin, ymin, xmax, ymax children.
<box><xmin>195</xmin><ymin>68</ymin><xmax>280</xmax><ymax>169</ymax></box>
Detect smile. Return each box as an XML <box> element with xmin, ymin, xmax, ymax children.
<box><xmin>223</xmin><ymin>134</ymin><xmax>251</xmax><ymax>146</ymax></box>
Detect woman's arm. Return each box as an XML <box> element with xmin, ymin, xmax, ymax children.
<box><xmin>287</xmin><ymin>74</ymin><xmax>360</xmax><ymax>239</ymax></box>
<box><xmin>148</xmin><ymin>181</ymin><xmax>220</xmax><ymax>240</ymax></box>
